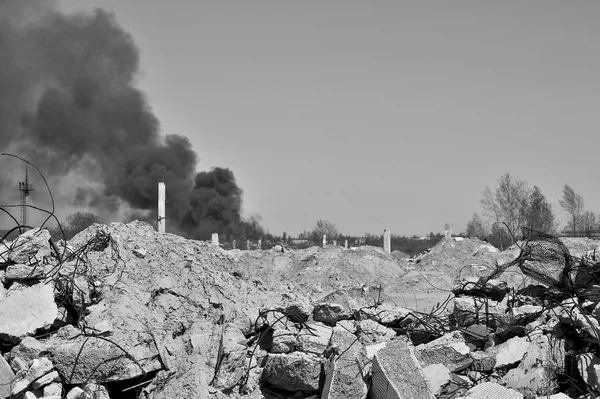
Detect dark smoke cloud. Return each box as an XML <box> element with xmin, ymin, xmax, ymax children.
<box><xmin>0</xmin><ymin>1</ymin><xmax>261</xmax><ymax>240</ymax></box>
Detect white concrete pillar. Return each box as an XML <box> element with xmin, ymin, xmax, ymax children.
<box><xmin>344</xmin><ymin>240</ymin><xmax>348</xmax><ymax>249</ymax></box>
<box><xmin>445</xmin><ymin>223</ymin><xmax>453</xmax><ymax>238</ymax></box>
<box><xmin>246</xmin><ymin>239</ymin><xmax>250</xmax><ymax>250</ymax></box>
<box><xmin>232</xmin><ymin>240</ymin><xmax>236</xmax><ymax>249</ymax></box>
<box><xmin>258</xmin><ymin>238</ymin><xmax>262</xmax><ymax>250</ymax></box>
<box><xmin>323</xmin><ymin>234</ymin><xmax>327</xmax><ymax>247</ymax></box>
<box><xmin>333</xmin><ymin>240</ymin><xmax>337</xmax><ymax>246</ymax></box>
<box><xmin>212</xmin><ymin>233</ymin><xmax>219</xmax><ymax>245</ymax></box>
<box><xmin>383</xmin><ymin>229</ymin><xmax>391</xmax><ymax>254</ymax></box>
<box><xmin>157</xmin><ymin>182</ymin><xmax>165</xmax><ymax>233</ymax></box>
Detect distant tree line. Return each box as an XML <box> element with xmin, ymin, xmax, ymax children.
<box><xmin>466</xmin><ymin>173</ymin><xmax>600</xmax><ymax>249</ymax></box>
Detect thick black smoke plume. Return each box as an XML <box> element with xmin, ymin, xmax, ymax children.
<box><xmin>0</xmin><ymin>0</ymin><xmax>260</xmax><ymax>240</ymax></box>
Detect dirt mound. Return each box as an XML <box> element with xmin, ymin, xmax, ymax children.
<box><xmin>229</xmin><ymin>245</ymin><xmax>403</xmax><ymax>300</ymax></box>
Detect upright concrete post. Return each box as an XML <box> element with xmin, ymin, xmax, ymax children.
<box><xmin>333</xmin><ymin>240</ymin><xmax>337</xmax><ymax>246</ymax></box>
<box><xmin>258</xmin><ymin>238</ymin><xmax>262</xmax><ymax>250</ymax></box>
<box><xmin>323</xmin><ymin>234</ymin><xmax>327</xmax><ymax>247</ymax></box>
<box><xmin>445</xmin><ymin>223</ymin><xmax>453</xmax><ymax>238</ymax></box>
<box><xmin>232</xmin><ymin>240</ymin><xmax>236</xmax><ymax>249</ymax></box>
<box><xmin>246</xmin><ymin>239</ymin><xmax>250</xmax><ymax>250</ymax></box>
<box><xmin>344</xmin><ymin>240</ymin><xmax>348</xmax><ymax>249</ymax></box>
<box><xmin>383</xmin><ymin>229</ymin><xmax>391</xmax><ymax>254</ymax></box>
<box><xmin>157</xmin><ymin>182</ymin><xmax>165</xmax><ymax>233</ymax></box>
<box><xmin>212</xmin><ymin>233</ymin><xmax>219</xmax><ymax>246</ymax></box>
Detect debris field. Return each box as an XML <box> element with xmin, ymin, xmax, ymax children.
<box><xmin>2</xmin><ymin>222</ymin><xmax>600</xmax><ymax>398</ymax></box>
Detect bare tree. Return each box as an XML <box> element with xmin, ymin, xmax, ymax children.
<box><xmin>559</xmin><ymin>184</ymin><xmax>584</xmax><ymax>236</ymax></box>
<box><xmin>465</xmin><ymin>213</ymin><xmax>486</xmax><ymax>239</ymax></box>
<box><xmin>311</xmin><ymin>220</ymin><xmax>339</xmax><ymax>241</ymax></box>
<box><xmin>579</xmin><ymin>211</ymin><xmax>599</xmax><ymax>239</ymax></box>
<box><xmin>480</xmin><ymin>173</ymin><xmax>530</xmax><ymax>244</ymax></box>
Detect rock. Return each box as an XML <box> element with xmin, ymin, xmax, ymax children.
<box><xmin>297</xmin><ymin>322</ymin><xmax>333</xmax><ymax>355</ymax></box>
<box><xmin>0</xmin><ymin>355</ymin><xmax>15</xmax><ymax>398</ymax></box>
<box><xmin>31</xmin><ymin>370</ymin><xmax>59</xmax><ymax>390</ymax></box>
<box><xmin>6</xmin><ymin>228</ymin><xmax>51</xmax><ymax>265</ymax></box>
<box><xmin>453</xmin><ymin>296</ymin><xmax>507</xmax><ymax>328</ymax></box>
<box><xmin>66</xmin><ymin>386</ymin><xmax>85</xmax><ymax>399</ymax></box>
<box><xmin>501</xmin><ymin>334</ymin><xmax>566</xmax><ymax>397</ymax></box>
<box><xmin>10</xmin><ymin>356</ymin><xmax>29</xmax><ymax>373</ymax></box>
<box><xmin>260</xmin><ymin>352</ymin><xmax>322</xmax><ymax>393</ymax></box>
<box><xmin>0</xmin><ymin>283</ymin><xmax>57</xmax><ymax>342</ymax></box>
<box><xmin>441</xmin><ymin>373</ymin><xmax>472</xmax><ymax>398</ymax></box>
<box><xmin>133</xmin><ymin>247</ymin><xmax>147</xmax><ymax>258</ymax></box>
<box><xmin>11</xmin><ymin>357</ymin><xmax>54</xmax><ymax>396</ymax></box>
<box><xmin>314</xmin><ymin>303</ymin><xmax>352</xmax><ymax>323</ymax></box>
<box><xmin>10</xmin><ymin>337</ymin><xmax>49</xmax><ymax>364</ymax></box>
<box><xmin>422</xmin><ymin>364</ymin><xmax>451</xmax><ymax>395</ymax></box>
<box><xmin>415</xmin><ymin>332</ymin><xmax>472</xmax><ymax>372</ymax></box>
<box><xmin>452</xmin><ymin>277</ymin><xmax>509</xmax><ymax>301</ymax></box>
<box><xmin>577</xmin><ymin>353</ymin><xmax>600</xmax><ymax>391</ymax></box>
<box><xmin>270</xmin><ymin>327</ymin><xmax>298</xmax><ymax>353</ymax></box>
<box><xmin>463</xmin><ymin>324</ymin><xmax>489</xmax><ymax>350</ymax></box>
<box><xmin>370</xmin><ymin>338</ymin><xmax>435</xmax><ymax>399</ymax></box>
<box><xmin>488</xmin><ymin>336</ymin><xmax>529</xmax><ymax>368</ymax></box>
<box><xmin>83</xmin><ymin>383</ymin><xmax>110</xmax><ymax>399</ymax></box>
<box><xmin>5</xmin><ymin>264</ymin><xmax>44</xmax><ymax>280</ymax></box>
<box><xmin>356</xmin><ymin>319</ymin><xmax>396</xmax><ymax>344</ymax></box>
<box><xmin>358</xmin><ymin>303</ymin><xmax>412</xmax><ymax>326</ymax></box>
<box><xmin>461</xmin><ymin>382</ymin><xmax>523</xmax><ymax>398</ymax></box>
<box><xmin>470</xmin><ymin>351</ymin><xmax>495</xmax><ymax>372</ymax></box>
<box><xmin>321</xmin><ymin>326</ymin><xmax>369</xmax><ymax>399</ymax></box>
<box><xmin>23</xmin><ymin>391</ymin><xmax>43</xmax><ymax>399</ymax></box>
<box><xmin>43</xmin><ymin>382</ymin><xmax>63</xmax><ymax>397</ymax></box>
<box><xmin>504</xmin><ymin>304</ymin><xmax>544</xmax><ymax>325</ymax></box>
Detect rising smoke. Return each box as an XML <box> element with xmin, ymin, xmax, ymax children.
<box><xmin>0</xmin><ymin>0</ymin><xmax>261</xmax><ymax>240</ymax></box>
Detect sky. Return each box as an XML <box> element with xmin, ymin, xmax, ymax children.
<box><xmin>56</xmin><ymin>0</ymin><xmax>600</xmax><ymax>237</ymax></box>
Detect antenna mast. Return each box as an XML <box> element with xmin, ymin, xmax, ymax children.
<box><xmin>18</xmin><ymin>166</ymin><xmax>34</xmax><ymax>227</ymax></box>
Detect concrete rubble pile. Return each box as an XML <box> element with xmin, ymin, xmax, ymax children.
<box><xmin>2</xmin><ymin>223</ymin><xmax>600</xmax><ymax>398</ymax></box>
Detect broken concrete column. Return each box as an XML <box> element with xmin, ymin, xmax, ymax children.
<box><xmin>211</xmin><ymin>233</ymin><xmax>219</xmax><ymax>246</ymax></box>
<box><xmin>344</xmin><ymin>240</ymin><xmax>348</xmax><ymax>249</ymax></box>
<box><xmin>445</xmin><ymin>223</ymin><xmax>452</xmax><ymax>238</ymax></box>
<box><xmin>370</xmin><ymin>339</ymin><xmax>435</xmax><ymax>399</ymax></box>
<box><xmin>157</xmin><ymin>182</ymin><xmax>165</xmax><ymax>233</ymax></box>
<box><xmin>383</xmin><ymin>229</ymin><xmax>391</xmax><ymax>253</ymax></box>
<box><xmin>323</xmin><ymin>234</ymin><xmax>327</xmax><ymax>247</ymax></box>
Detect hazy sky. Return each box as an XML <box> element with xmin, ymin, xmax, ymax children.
<box><xmin>58</xmin><ymin>0</ymin><xmax>599</xmax><ymax>237</ymax></box>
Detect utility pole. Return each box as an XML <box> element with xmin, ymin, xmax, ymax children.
<box><xmin>18</xmin><ymin>166</ymin><xmax>34</xmax><ymax>227</ymax></box>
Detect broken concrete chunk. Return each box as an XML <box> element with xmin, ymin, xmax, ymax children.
<box><xmin>7</xmin><ymin>228</ymin><xmax>51</xmax><ymax>265</ymax></box>
<box><xmin>422</xmin><ymin>363</ymin><xmax>451</xmax><ymax>395</ymax></box>
<box><xmin>313</xmin><ymin>303</ymin><xmax>352</xmax><ymax>323</ymax></box>
<box><xmin>488</xmin><ymin>336</ymin><xmax>529</xmax><ymax>368</ymax></box>
<box><xmin>462</xmin><ymin>381</ymin><xmax>523</xmax><ymax>398</ymax></box>
<box><xmin>52</xmin><ymin>307</ymin><xmax>74</xmax><ymax>329</ymax></box>
<box><xmin>453</xmin><ymin>296</ymin><xmax>506</xmax><ymax>328</ymax></box>
<box><xmin>71</xmin><ymin>275</ymin><xmax>92</xmax><ymax>312</ymax></box>
<box><xmin>470</xmin><ymin>351</ymin><xmax>495</xmax><ymax>372</ymax></box>
<box><xmin>356</xmin><ymin>319</ymin><xmax>396</xmax><ymax>344</ymax></box>
<box><xmin>452</xmin><ymin>277</ymin><xmax>509</xmax><ymax>301</ymax></box>
<box><xmin>31</xmin><ymin>370</ymin><xmax>59</xmax><ymax>390</ymax></box>
<box><xmin>269</xmin><ymin>327</ymin><xmax>298</xmax><ymax>353</ymax></box>
<box><xmin>133</xmin><ymin>247</ymin><xmax>147</xmax><ymax>258</ymax></box>
<box><xmin>501</xmin><ymin>334</ymin><xmax>566</xmax><ymax>397</ymax></box>
<box><xmin>5</xmin><ymin>264</ymin><xmax>44</xmax><ymax>280</ymax></box>
<box><xmin>83</xmin><ymin>382</ymin><xmax>110</xmax><ymax>399</ymax></box>
<box><xmin>370</xmin><ymin>339</ymin><xmax>435</xmax><ymax>399</ymax></box>
<box><xmin>321</xmin><ymin>326</ymin><xmax>369</xmax><ymax>399</ymax></box>
<box><xmin>577</xmin><ymin>353</ymin><xmax>600</xmax><ymax>392</ymax></box>
<box><xmin>66</xmin><ymin>386</ymin><xmax>85</xmax><ymax>399</ymax></box>
<box><xmin>43</xmin><ymin>382</ymin><xmax>63</xmax><ymax>397</ymax></box>
<box><xmin>11</xmin><ymin>357</ymin><xmax>54</xmax><ymax>396</ymax></box>
<box><xmin>0</xmin><ymin>283</ymin><xmax>57</xmax><ymax>342</ymax></box>
<box><xmin>260</xmin><ymin>352</ymin><xmax>322</xmax><ymax>393</ymax></box>
<box><xmin>10</xmin><ymin>337</ymin><xmax>49</xmax><ymax>364</ymax></box>
<box><xmin>415</xmin><ymin>332</ymin><xmax>472</xmax><ymax>372</ymax></box>
<box><xmin>297</xmin><ymin>322</ymin><xmax>333</xmax><ymax>355</ymax></box>
<box><xmin>0</xmin><ymin>355</ymin><xmax>15</xmax><ymax>399</ymax></box>
<box><xmin>358</xmin><ymin>303</ymin><xmax>412</xmax><ymax>325</ymax></box>
<box><xmin>504</xmin><ymin>304</ymin><xmax>544</xmax><ymax>325</ymax></box>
